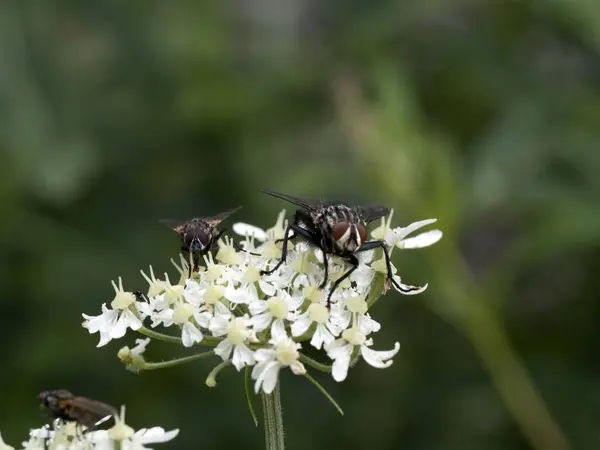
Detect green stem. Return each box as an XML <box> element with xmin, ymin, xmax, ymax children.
<box><xmin>299</xmin><ymin>354</ymin><xmax>332</xmax><ymax>372</ymax></box>
<box><xmin>143</xmin><ymin>351</ymin><xmax>215</xmax><ymax>370</ymax></box>
<box><xmin>136</xmin><ymin>326</ymin><xmax>183</xmax><ymax>344</ymax></box>
<box><xmin>261</xmin><ymin>383</ymin><xmax>284</xmax><ymax>450</ymax></box>
<box><xmin>196</xmin><ymin>336</ymin><xmax>224</xmax><ymax>347</ymax></box>
<box><xmin>245</xmin><ymin>367</ymin><xmax>259</xmax><ymax>427</ymax></box>
<box><xmin>136</xmin><ymin>325</ymin><xmax>222</xmax><ymax>347</ymax></box>
<box><xmin>304</xmin><ymin>372</ymin><xmax>344</xmax><ymax>416</ymax></box>
<box><xmin>205</xmin><ymin>359</ymin><xmax>232</xmax><ymax>387</ymax></box>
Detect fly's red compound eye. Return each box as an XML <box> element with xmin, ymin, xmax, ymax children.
<box><xmin>332</xmin><ymin>221</ymin><xmax>350</xmax><ymax>241</ymax></box>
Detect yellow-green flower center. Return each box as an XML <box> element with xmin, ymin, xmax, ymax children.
<box><xmin>342</xmin><ymin>326</ymin><xmax>366</xmax><ymax>346</ymax></box>
<box><xmin>308</xmin><ymin>303</ymin><xmax>329</xmax><ymax>324</ymax></box>
<box><xmin>275</xmin><ymin>339</ymin><xmax>299</xmax><ymax>366</ymax></box>
<box><xmin>346</xmin><ymin>295</ymin><xmax>368</xmax><ymax>314</ymax></box>
<box><xmin>164</xmin><ymin>284</ymin><xmax>184</xmax><ymax>304</ymax></box>
<box><xmin>227</xmin><ymin>318</ymin><xmax>248</xmax><ymax>345</ymax></box>
<box><xmin>370</xmin><ymin>257</ymin><xmax>394</xmax><ymax>275</ymax></box>
<box><xmin>205</xmin><ymin>262</ymin><xmax>225</xmax><ymax>282</ymax></box>
<box><xmin>291</xmin><ymin>254</ymin><xmax>312</xmax><ymax>274</ymax></box>
<box><xmin>204</xmin><ymin>285</ymin><xmax>224</xmax><ymax>305</ymax></box>
<box><xmin>262</xmin><ymin>241</ymin><xmax>282</xmax><ymax>259</ymax></box>
<box><xmin>305</xmin><ymin>286</ymin><xmax>324</xmax><ymax>304</ymax></box>
<box><xmin>111</xmin><ymin>292</ymin><xmax>136</xmax><ymax>310</ymax></box>
<box><xmin>172</xmin><ymin>303</ymin><xmax>192</xmax><ymax>324</ymax></box>
<box><xmin>243</xmin><ymin>266</ymin><xmax>261</xmax><ymax>283</ymax></box>
<box><xmin>267</xmin><ymin>296</ymin><xmax>289</xmax><ymax>319</ymax></box>
<box><xmin>216</xmin><ymin>242</ymin><xmax>242</xmax><ymax>265</ymax></box>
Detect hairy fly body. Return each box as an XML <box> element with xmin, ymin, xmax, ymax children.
<box><xmin>260</xmin><ymin>190</ymin><xmax>420</xmax><ymax>305</ymax></box>
<box><xmin>40</xmin><ymin>389</ymin><xmax>118</xmax><ymax>431</ymax></box>
<box><xmin>160</xmin><ymin>206</ymin><xmax>242</xmax><ymax>273</ymax></box>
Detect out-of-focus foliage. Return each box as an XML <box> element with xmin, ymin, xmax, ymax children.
<box><xmin>0</xmin><ymin>1</ymin><xmax>599</xmax><ymax>449</ymax></box>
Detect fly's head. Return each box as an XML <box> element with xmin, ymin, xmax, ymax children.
<box><xmin>40</xmin><ymin>389</ymin><xmax>74</xmax><ymax>421</ymax></box>
<box><xmin>319</xmin><ymin>206</ymin><xmax>368</xmax><ymax>254</ymax></box>
<box><xmin>160</xmin><ymin>206</ymin><xmax>241</xmax><ymax>254</ymax></box>
<box><xmin>40</xmin><ymin>389</ymin><xmax>72</xmax><ymax>409</ymax></box>
<box><xmin>180</xmin><ymin>220</ymin><xmax>213</xmax><ymax>253</ymax></box>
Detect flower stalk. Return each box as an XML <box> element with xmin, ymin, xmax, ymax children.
<box><xmin>143</xmin><ymin>351</ymin><xmax>215</xmax><ymax>371</ymax></box>
<box><xmin>261</xmin><ymin>383</ymin><xmax>285</xmax><ymax>450</ymax></box>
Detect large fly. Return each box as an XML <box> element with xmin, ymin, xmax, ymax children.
<box><xmin>260</xmin><ymin>190</ymin><xmax>420</xmax><ymax>306</ymax></box>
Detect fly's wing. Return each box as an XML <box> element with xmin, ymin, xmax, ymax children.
<box><xmin>158</xmin><ymin>219</ymin><xmax>187</xmax><ymax>235</ymax></box>
<box><xmin>203</xmin><ymin>206</ymin><xmax>243</xmax><ymax>228</ymax></box>
<box><xmin>261</xmin><ymin>190</ymin><xmax>344</xmax><ymax>211</ymax></box>
<box><xmin>70</xmin><ymin>397</ymin><xmax>118</xmax><ymax>429</ymax></box>
<box><xmin>357</xmin><ymin>205</ymin><xmax>390</xmax><ymax>223</ymax></box>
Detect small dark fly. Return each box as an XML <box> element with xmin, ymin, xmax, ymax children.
<box><xmin>160</xmin><ymin>206</ymin><xmax>242</xmax><ymax>273</ymax></box>
<box><xmin>39</xmin><ymin>389</ymin><xmax>117</xmax><ymax>431</ymax></box>
<box><xmin>260</xmin><ymin>190</ymin><xmax>420</xmax><ymax>305</ymax></box>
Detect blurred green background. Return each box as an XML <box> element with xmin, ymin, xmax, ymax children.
<box><xmin>1</xmin><ymin>1</ymin><xmax>599</xmax><ymax>449</ymax></box>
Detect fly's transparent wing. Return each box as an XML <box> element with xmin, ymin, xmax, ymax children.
<box><xmin>203</xmin><ymin>206</ymin><xmax>242</xmax><ymax>228</ymax></box>
<box><xmin>159</xmin><ymin>219</ymin><xmax>187</xmax><ymax>235</ymax></box>
<box><xmin>261</xmin><ymin>190</ymin><xmax>345</xmax><ymax>211</ymax></box>
<box><xmin>357</xmin><ymin>205</ymin><xmax>390</xmax><ymax>223</ymax></box>
<box><xmin>70</xmin><ymin>397</ymin><xmax>118</xmax><ymax>428</ymax></box>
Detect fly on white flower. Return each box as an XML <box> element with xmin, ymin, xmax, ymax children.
<box><xmin>19</xmin><ymin>406</ymin><xmax>179</xmax><ymax>450</ymax></box>
<box><xmin>83</xmin><ymin>206</ymin><xmax>441</xmax><ymax>408</ymax></box>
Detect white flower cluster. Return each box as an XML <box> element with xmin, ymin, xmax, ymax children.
<box><xmin>7</xmin><ymin>407</ymin><xmax>178</xmax><ymax>450</ymax></box>
<box><xmin>82</xmin><ymin>210</ymin><xmax>442</xmax><ymax>393</ymax></box>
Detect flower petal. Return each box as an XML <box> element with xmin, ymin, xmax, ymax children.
<box><xmin>250</xmin><ymin>312</ymin><xmax>272</xmax><ymax>332</ymax></box>
<box><xmin>331</xmin><ymin>354</ymin><xmax>351</xmax><ymax>382</ymax></box>
<box><xmin>271</xmin><ymin>319</ymin><xmax>287</xmax><ymax>340</ymax></box>
<box><xmin>357</xmin><ymin>314</ymin><xmax>381</xmax><ymax>336</ymax></box>
<box><xmin>232</xmin><ymin>222</ymin><xmax>267</xmax><ymax>241</ymax></box>
<box><xmin>393</xmin><ymin>219</ymin><xmax>438</xmax><ymax>241</ymax></box>
<box><xmin>258</xmin><ymin>280</ymin><xmax>277</xmax><ymax>296</ymax></box>
<box><xmin>311</xmin><ymin>323</ymin><xmax>334</xmax><ymax>350</ymax></box>
<box><xmin>391</xmin><ymin>277</ymin><xmax>428</xmax><ymax>295</ymax></box>
<box><xmin>193</xmin><ymin>311</ymin><xmax>212</xmax><ymax>329</ymax></box>
<box><xmin>121</xmin><ymin>309</ymin><xmax>142</xmax><ymax>331</ymax></box>
<box><xmin>224</xmin><ymin>286</ymin><xmax>251</xmax><ymax>305</ymax></box>
<box><xmin>360</xmin><ymin>342</ymin><xmax>400</xmax><ymax>368</ymax></box>
<box><xmin>325</xmin><ymin>340</ymin><xmax>353</xmax><ymax>382</ymax></box>
<box><xmin>290</xmin><ymin>361</ymin><xmax>306</xmax><ymax>376</ymax></box>
<box><xmin>291</xmin><ymin>315</ymin><xmax>312</xmax><ymax>337</ymax></box>
<box><xmin>214</xmin><ymin>339</ymin><xmax>233</xmax><ymax>361</ymax></box>
<box><xmin>134</xmin><ymin>427</ymin><xmax>180</xmax><ymax>444</ymax></box>
<box><xmin>232</xmin><ymin>343</ymin><xmax>255</xmax><ymax>370</ymax></box>
<box><xmin>254</xmin><ymin>361</ymin><xmax>280</xmax><ymax>394</ymax></box>
<box><xmin>398</xmin><ymin>230</ymin><xmax>443</xmax><ymax>249</ymax></box>
<box><xmin>209</xmin><ymin>314</ymin><xmax>230</xmax><ymax>336</ymax></box>
<box><xmin>248</xmin><ymin>299</ymin><xmax>269</xmax><ymax>316</ymax></box>
<box><xmin>181</xmin><ymin>323</ymin><xmax>203</xmax><ymax>347</ymax></box>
